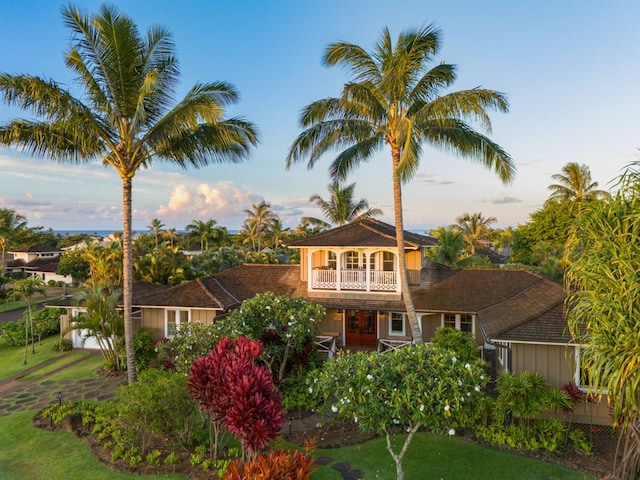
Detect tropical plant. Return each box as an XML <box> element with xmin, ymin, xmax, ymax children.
<box><xmin>545</xmin><ymin>162</ymin><xmax>609</xmax><ymax>214</ymax></box>
<box><xmin>134</xmin><ymin>244</ymin><xmax>190</xmax><ymax>285</ymax></box>
<box><xmin>426</xmin><ymin>226</ymin><xmax>465</xmax><ymax>266</ymax></box>
<box><xmin>305</xmin><ymin>343</ymin><xmax>488</xmax><ymax>480</ymax></box>
<box><xmin>242</xmin><ymin>201</ymin><xmax>277</xmax><ymax>251</ymax></box>
<box><xmin>453</xmin><ymin>212</ymin><xmax>497</xmax><ymax>255</ymax></box>
<box><xmin>564</xmin><ymin>161</ymin><xmax>640</xmax><ymax>479</ymax></box>
<box><xmin>56</xmin><ymin>248</ymin><xmax>90</xmax><ymax>284</ymax></box>
<box><xmin>163</xmin><ymin>227</ymin><xmax>180</xmax><ymax>248</ymax></box>
<box><xmin>267</xmin><ymin>218</ymin><xmax>290</xmax><ymax>249</ymax></box>
<box><xmin>0</xmin><ymin>208</ymin><xmax>29</xmax><ymax>273</ymax></box>
<box><xmin>147</xmin><ymin>218</ymin><xmax>165</xmax><ymax>248</ymax></box>
<box><xmin>190</xmin><ymin>245</ymin><xmax>246</xmax><ymax>276</ymax></box>
<box><xmin>303</xmin><ymin>181</ymin><xmax>382</xmax><ymax>228</ymax></box>
<box><xmin>11</xmin><ymin>277</ymin><xmax>45</xmax><ymax>364</ymax></box>
<box><xmin>0</xmin><ymin>5</ymin><xmax>258</xmax><ymax>384</ymax></box>
<box><xmin>215</xmin><ymin>293</ymin><xmax>325</xmax><ymax>383</ymax></box>
<box><xmin>188</xmin><ymin>337</ymin><xmax>283</xmax><ymax>462</ymax></box>
<box><xmin>222</xmin><ymin>448</ymin><xmax>316</xmax><ymax>480</ymax></box>
<box><xmin>82</xmin><ymin>240</ymin><xmax>123</xmax><ymax>288</ymax></box>
<box><xmin>286</xmin><ymin>24</ymin><xmax>514</xmax><ymax>344</ymax></box>
<box><xmin>186</xmin><ymin>219</ymin><xmax>225</xmax><ymax>252</ymax></box>
<box><xmin>69</xmin><ymin>285</ymin><xmax>124</xmax><ymax>370</ymax></box>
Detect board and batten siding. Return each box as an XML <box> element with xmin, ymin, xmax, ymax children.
<box><xmin>510</xmin><ymin>342</ymin><xmax>612</xmax><ymax>425</ymax></box>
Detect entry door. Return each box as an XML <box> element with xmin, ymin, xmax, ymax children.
<box><xmin>345</xmin><ymin>310</ymin><xmax>377</xmax><ymax>347</ymax></box>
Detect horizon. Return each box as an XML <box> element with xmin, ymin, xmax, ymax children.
<box><xmin>1</xmin><ymin>1</ymin><xmax>638</xmax><ymax>232</ymax></box>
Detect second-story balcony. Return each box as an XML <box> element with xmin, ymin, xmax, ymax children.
<box><xmin>311</xmin><ymin>267</ymin><xmax>420</xmax><ymax>292</ymax></box>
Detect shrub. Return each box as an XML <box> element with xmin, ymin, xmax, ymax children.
<box><xmin>222</xmin><ymin>449</ymin><xmax>316</xmax><ymax>480</ymax></box>
<box><xmin>432</xmin><ymin>327</ymin><xmax>479</xmax><ymax>362</ymax></box>
<box><xmin>47</xmin><ymin>280</ymin><xmax>58</xmax><ymax>287</ymax></box>
<box><xmin>52</xmin><ymin>338</ymin><xmax>73</xmax><ymax>351</ymax></box>
<box><xmin>116</xmin><ymin>328</ymin><xmax>156</xmax><ymax>371</ymax></box>
<box><xmin>95</xmin><ymin>369</ymin><xmax>199</xmax><ymax>455</ymax></box>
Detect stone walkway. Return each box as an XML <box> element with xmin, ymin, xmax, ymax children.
<box><xmin>0</xmin><ymin>351</ymin><xmax>125</xmax><ymax>417</ymax></box>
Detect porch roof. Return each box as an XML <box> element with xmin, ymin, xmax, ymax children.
<box><xmin>286</xmin><ymin>219</ymin><xmax>437</xmax><ymax>249</ymax></box>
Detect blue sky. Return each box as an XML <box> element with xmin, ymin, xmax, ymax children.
<box><xmin>1</xmin><ymin>0</ymin><xmax>638</xmax><ymax>232</ymax></box>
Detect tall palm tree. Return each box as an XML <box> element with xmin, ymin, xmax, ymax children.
<box><xmin>268</xmin><ymin>218</ymin><xmax>290</xmax><ymax>249</ymax></box>
<box><xmin>303</xmin><ymin>181</ymin><xmax>383</xmax><ymax>227</ymax></box>
<box><xmin>454</xmin><ymin>212</ymin><xmax>497</xmax><ymax>255</ymax></box>
<box><xmin>163</xmin><ymin>227</ymin><xmax>179</xmax><ymax>248</ymax></box>
<box><xmin>545</xmin><ymin>162</ymin><xmax>609</xmax><ymax>213</ymax></box>
<box><xmin>147</xmin><ymin>218</ymin><xmax>165</xmax><ymax>248</ymax></box>
<box><xmin>287</xmin><ymin>25</ymin><xmax>514</xmax><ymax>342</ymax></box>
<box><xmin>243</xmin><ymin>201</ymin><xmax>277</xmax><ymax>251</ymax></box>
<box><xmin>0</xmin><ymin>209</ymin><xmax>28</xmax><ymax>273</ymax></box>
<box><xmin>0</xmin><ymin>5</ymin><xmax>258</xmax><ymax>383</ymax></box>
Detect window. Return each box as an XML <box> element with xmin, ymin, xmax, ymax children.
<box><xmin>441</xmin><ymin>313</ymin><xmax>475</xmax><ymax>335</ymax></box>
<box><xmin>165</xmin><ymin>309</ymin><xmax>190</xmax><ymax>338</ymax></box>
<box><xmin>389</xmin><ymin>312</ymin><xmax>405</xmax><ymax>336</ymax></box>
<box><xmin>574</xmin><ymin>348</ymin><xmax>607</xmax><ymax>393</ymax></box>
<box><xmin>496</xmin><ymin>341</ymin><xmax>509</xmax><ymax>366</ymax></box>
<box><xmin>345</xmin><ymin>251</ymin><xmax>361</xmax><ymax>270</ymax></box>
<box><xmin>327</xmin><ymin>251</ymin><xmax>336</xmax><ymax>269</ymax></box>
<box><xmin>382</xmin><ymin>251</ymin><xmax>395</xmax><ymax>271</ymax></box>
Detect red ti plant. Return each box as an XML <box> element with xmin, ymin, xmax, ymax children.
<box><xmin>188</xmin><ymin>337</ymin><xmax>283</xmax><ymax>461</ymax></box>
<box><xmin>562</xmin><ymin>381</ymin><xmax>582</xmax><ymax>411</ymax></box>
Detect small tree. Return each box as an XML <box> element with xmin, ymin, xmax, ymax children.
<box><xmin>306</xmin><ymin>343</ymin><xmax>488</xmax><ymax>480</ymax></box>
<box><xmin>56</xmin><ymin>248</ymin><xmax>90</xmax><ymax>285</ymax></box>
<box><xmin>188</xmin><ymin>337</ymin><xmax>283</xmax><ymax>462</ymax></box>
<box><xmin>12</xmin><ymin>277</ymin><xmax>45</xmax><ymax>364</ymax></box>
<box><xmin>216</xmin><ymin>293</ymin><xmax>325</xmax><ymax>383</ymax></box>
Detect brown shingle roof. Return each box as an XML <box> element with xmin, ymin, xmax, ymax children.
<box><xmin>214</xmin><ymin>264</ymin><xmax>307</xmax><ymax>303</ymax></box>
<box><xmin>134</xmin><ymin>278</ymin><xmax>233</xmax><ymax>310</ymax></box>
<box><xmin>490</xmin><ymin>302</ymin><xmax>572</xmax><ymax>344</ymax></box>
<box><xmin>286</xmin><ymin>219</ymin><xmax>437</xmax><ymax>249</ymax></box>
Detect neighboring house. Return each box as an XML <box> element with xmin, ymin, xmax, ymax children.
<box><xmin>52</xmin><ymin>218</ymin><xmax>610</xmax><ymax>425</ymax></box>
<box><xmin>5</xmin><ymin>244</ymin><xmax>73</xmax><ymax>284</ymax></box>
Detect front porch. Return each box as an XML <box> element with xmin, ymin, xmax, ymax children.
<box><xmin>310</xmin><ymin>267</ymin><xmax>421</xmax><ymax>292</ymax></box>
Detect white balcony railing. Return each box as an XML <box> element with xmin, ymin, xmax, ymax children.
<box><xmin>311</xmin><ymin>268</ymin><xmax>398</xmax><ymax>291</ymax></box>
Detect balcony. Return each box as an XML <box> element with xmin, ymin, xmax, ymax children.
<box><xmin>311</xmin><ymin>268</ymin><xmax>403</xmax><ymax>292</ymax></box>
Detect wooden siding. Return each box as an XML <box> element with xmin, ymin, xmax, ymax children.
<box><xmin>420</xmin><ymin>313</ymin><xmax>440</xmax><ymax>341</ymax></box>
<box><xmin>406</xmin><ymin>251</ymin><xmax>422</xmax><ymax>270</ymax></box>
<box><xmin>510</xmin><ymin>343</ymin><xmax>612</xmax><ymax>426</ymax></box>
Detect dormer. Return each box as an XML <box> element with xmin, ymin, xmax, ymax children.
<box><xmin>286</xmin><ymin>219</ymin><xmax>437</xmax><ymax>294</ymax></box>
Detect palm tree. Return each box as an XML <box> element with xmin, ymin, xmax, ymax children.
<box><xmin>454</xmin><ymin>212</ymin><xmax>497</xmax><ymax>255</ymax></box>
<box><xmin>268</xmin><ymin>218</ymin><xmax>290</xmax><ymax>249</ymax></box>
<box><xmin>243</xmin><ymin>201</ymin><xmax>277</xmax><ymax>251</ymax></box>
<box><xmin>0</xmin><ymin>209</ymin><xmax>28</xmax><ymax>273</ymax></box>
<box><xmin>12</xmin><ymin>277</ymin><xmax>45</xmax><ymax>364</ymax></box>
<box><xmin>427</xmin><ymin>226</ymin><xmax>465</xmax><ymax>266</ymax></box>
<box><xmin>163</xmin><ymin>227</ymin><xmax>179</xmax><ymax>248</ymax></box>
<box><xmin>0</xmin><ymin>5</ymin><xmax>258</xmax><ymax>383</ymax></box>
<box><xmin>186</xmin><ymin>219</ymin><xmax>219</xmax><ymax>252</ymax></box>
<box><xmin>287</xmin><ymin>25</ymin><xmax>514</xmax><ymax>343</ymax></box>
<box><xmin>545</xmin><ymin>162</ymin><xmax>609</xmax><ymax>213</ymax></box>
<box><xmin>303</xmin><ymin>181</ymin><xmax>383</xmax><ymax>227</ymax></box>
<box><xmin>147</xmin><ymin>218</ymin><xmax>165</xmax><ymax>248</ymax></box>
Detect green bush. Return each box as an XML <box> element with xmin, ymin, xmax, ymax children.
<box><xmin>93</xmin><ymin>369</ymin><xmax>199</xmax><ymax>455</ymax></box>
<box><xmin>0</xmin><ymin>321</ymin><xmax>25</xmax><ymax>347</ymax></box>
<box><xmin>116</xmin><ymin>328</ymin><xmax>156</xmax><ymax>371</ymax></box>
<box><xmin>52</xmin><ymin>338</ymin><xmax>73</xmax><ymax>351</ymax></box>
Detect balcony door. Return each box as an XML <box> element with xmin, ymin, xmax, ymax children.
<box><xmin>345</xmin><ymin>310</ymin><xmax>377</xmax><ymax>347</ymax></box>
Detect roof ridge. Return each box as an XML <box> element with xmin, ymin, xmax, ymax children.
<box><xmin>196</xmin><ymin>277</ymin><xmax>240</xmax><ymax>309</ymax></box>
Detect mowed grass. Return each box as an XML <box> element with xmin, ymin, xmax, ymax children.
<box><xmin>0</xmin><ymin>411</ymin><xmax>187</xmax><ymax>480</ymax></box>
<box><xmin>0</xmin><ymin>336</ymin><xmax>66</xmax><ymax>381</ymax></box>
<box><xmin>311</xmin><ymin>433</ymin><xmax>594</xmax><ymax>480</ymax></box>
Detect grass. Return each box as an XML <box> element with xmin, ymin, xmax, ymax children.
<box><xmin>0</xmin><ymin>300</ymin><xmax>26</xmax><ymax>312</ymax></box>
<box><xmin>0</xmin><ymin>336</ymin><xmax>67</xmax><ymax>381</ymax></box>
<box><xmin>0</xmin><ymin>411</ymin><xmax>187</xmax><ymax>480</ymax></box>
<box><xmin>309</xmin><ymin>433</ymin><xmax>594</xmax><ymax>480</ymax></box>
<box><xmin>19</xmin><ymin>350</ymin><xmax>94</xmax><ymax>381</ymax></box>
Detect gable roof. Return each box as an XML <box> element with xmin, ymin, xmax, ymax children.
<box><xmin>9</xmin><ymin>243</ymin><xmax>61</xmax><ymax>254</ymax></box>
<box><xmin>134</xmin><ymin>277</ymin><xmax>238</xmax><ymax>310</ymax></box>
<box><xmin>286</xmin><ymin>219</ymin><xmax>437</xmax><ymax>249</ymax></box>
<box><xmin>489</xmin><ymin>302</ymin><xmax>572</xmax><ymax>344</ymax></box>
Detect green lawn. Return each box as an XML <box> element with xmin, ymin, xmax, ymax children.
<box><xmin>310</xmin><ymin>433</ymin><xmax>594</xmax><ymax>480</ymax></box>
<box><xmin>0</xmin><ymin>336</ymin><xmax>67</xmax><ymax>381</ymax></box>
<box><xmin>0</xmin><ymin>300</ymin><xmax>26</xmax><ymax>312</ymax></box>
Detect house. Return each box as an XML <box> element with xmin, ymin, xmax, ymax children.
<box><xmin>4</xmin><ymin>244</ymin><xmax>73</xmax><ymax>285</ymax></box>
<box><xmin>54</xmin><ymin>219</ymin><xmax>611</xmax><ymax>425</ymax></box>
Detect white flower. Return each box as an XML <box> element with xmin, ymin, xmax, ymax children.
<box><xmin>393</xmin><ymin>418</ymin><xmax>400</xmax><ymax>424</ymax></box>
<box><xmin>265</xmin><ymin>306</ymin><xmax>271</xmax><ymax>310</ymax></box>
<box><xmin>457</xmin><ymin>380</ymin><xmax>462</xmax><ymax>386</ymax></box>
<box><xmin>308</xmin><ymin>387</ymin><xmax>313</xmax><ymax>393</ymax></box>
<box><xmin>444</xmin><ymin>405</ymin><xmax>450</xmax><ymax>412</ymax></box>
<box><xmin>448</xmin><ymin>429</ymin><xmax>456</xmax><ymax>436</ymax></box>
<box><xmin>331</xmin><ymin>405</ymin><xmax>338</xmax><ymax>413</ymax></box>
<box><xmin>349</xmin><ymin>387</ymin><xmax>353</xmax><ymax>392</ymax></box>
<box><xmin>419</xmin><ymin>404</ymin><xmax>425</xmax><ymax>412</ymax></box>
<box><xmin>464</xmin><ymin>363</ymin><xmax>471</xmax><ymax>370</ymax></box>
<box><xmin>354</xmin><ymin>416</ymin><xmax>358</xmax><ymax>423</ymax></box>
<box><xmin>451</xmin><ymin>356</ymin><xmax>457</xmax><ymax>363</ymax></box>
<box><xmin>474</xmin><ymin>385</ymin><xmax>481</xmax><ymax>392</ymax></box>
<box><xmin>480</xmin><ymin>375</ymin><xmax>485</xmax><ymax>380</ymax></box>
<box><xmin>467</xmin><ymin>392</ymin><xmax>471</xmax><ymax>397</ymax></box>
<box><xmin>366</xmin><ymin>374</ymin><xmax>374</xmax><ymax>380</ymax></box>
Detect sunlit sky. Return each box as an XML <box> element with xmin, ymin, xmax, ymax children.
<box><xmin>1</xmin><ymin>0</ymin><xmax>638</xmax><ymax>232</ymax></box>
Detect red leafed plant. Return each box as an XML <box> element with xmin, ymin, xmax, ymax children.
<box><xmin>222</xmin><ymin>448</ymin><xmax>317</xmax><ymax>480</ymax></box>
<box><xmin>188</xmin><ymin>337</ymin><xmax>283</xmax><ymax>461</ymax></box>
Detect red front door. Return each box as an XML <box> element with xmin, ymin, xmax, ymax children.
<box><xmin>345</xmin><ymin>310</ymin><xmax>377</xmax><ymax>347</ymax></box>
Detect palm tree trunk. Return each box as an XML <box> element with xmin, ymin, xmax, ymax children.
<box><xmin>392</xmin><ymin>152</ymin><xmax>423</xmax><ymax>344</ymax></box>
<box><xmin>122</xmin><ymin>176</ymin><xmax>137</xmax><ymax>384</ymax></box>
